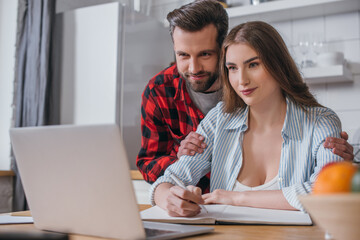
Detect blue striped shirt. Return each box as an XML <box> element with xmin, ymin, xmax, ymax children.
<box><xmin>150</xmin><ymin>97</ymin><xmax>343</xmax><ymax>210</ymax></box>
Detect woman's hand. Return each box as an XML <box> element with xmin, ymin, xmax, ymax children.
<box><xmin>202</xmin><ymin>189</ymin><xmax>241</xmax><ymax>205</ymax></box>
<box><xmin>154</xmin><ymin>183</ymin><xmax>204</xmax><ymax>217</ymax></box>
<box><xmin>203</xmin><ymin>190</ymin><xmax>296</xmax><ymax>210</ymax></box>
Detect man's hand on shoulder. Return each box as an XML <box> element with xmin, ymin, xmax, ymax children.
<box><xmin>177</xmin><ymin>132</ymin><xmax>207</xmax><ymax>159</ymax></box>
<box><xmin>324</xmin><ymin>131</ymin><xmax>354</xmax><ymax>160</ymax></box>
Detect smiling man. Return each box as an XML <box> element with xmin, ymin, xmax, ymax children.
<box><xmin>136</xmin><ymin>0</ymin><xmax>354</xmax><ymax>194</ymax></box>
<box><xmin>136</xmin><ymin>0</ymin><xmax>228</xmax><ymax>193</ymax></box>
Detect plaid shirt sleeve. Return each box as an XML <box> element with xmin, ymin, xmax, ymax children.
<box><xmin>136</xmin><ymin>65</ymin><xmax>210</xmax><ymax>193</ymax></box>
<box><xmin>136</xmin><ymin>86</ymin><xmax>179</xmax><ymax>183</ymax></box>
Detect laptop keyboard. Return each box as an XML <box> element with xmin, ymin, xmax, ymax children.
<box><xmin>145</xmin><ymin>227</ymin><xmax>178</xmax><ymax>237</ymax></box>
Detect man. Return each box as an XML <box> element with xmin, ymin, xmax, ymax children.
<box><xmin>136</xmin><ymin>0</ymin><xmax>354</xmax><ymax>193</ymax></box>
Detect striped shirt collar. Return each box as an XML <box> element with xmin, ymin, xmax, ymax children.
<box><xmin>224</xmin><ymin>107</ymin><xmax>249</xmax><ymax>132</ymax></box>
<box><xmin>224</xmin><ymin>96</ymin><xmax>303</xmax><ymax>141</ymax></box>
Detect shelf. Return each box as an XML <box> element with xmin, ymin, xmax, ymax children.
<box><xmin>302</xmin><ymin>63</ymin><xmax>353</xmax><ymax>84</ymax></box>
<box><xmin>0</xmin><ymin>170</ymin><xmax>15</xmax><ymax>177</ymax></box>
<box><xmin>226</xmin><ymin>0</ymin><xmax>360</xmax><ymax>23</ymax></box>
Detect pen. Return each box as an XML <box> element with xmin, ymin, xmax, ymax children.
<box><xmin>169</xmin><ymin>174</ymin><xmax>208</xmax><ymax>213</ymax></box>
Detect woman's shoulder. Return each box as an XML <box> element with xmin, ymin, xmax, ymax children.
<box><xmin>303</xmin><ymin>104</ymin><xmax>338</xmax><ymax>119</ymax></box>
<box><xmin>285</xmin><ymin>100</ymin><xmax>341</xmax><ymax>139</ymax></box>
<box><xmin>291</xmin><ymin>101</ymin><xmax>340</xmax><ymax>125</ymax></box>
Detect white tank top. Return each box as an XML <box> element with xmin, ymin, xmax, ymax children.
<box><xmin>233</xmin><ymin>175</ymin><xmax>280</xmax><ymax>191</ymax></box>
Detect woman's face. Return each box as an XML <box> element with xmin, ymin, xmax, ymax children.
<box><xmin>225</xmin><ymin>43</ymin><xmax>282</xmax><ymax>107</ymax></box>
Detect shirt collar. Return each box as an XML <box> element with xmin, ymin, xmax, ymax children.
<box><xmin>223</xmin><ymin>96</ymin><xmax>303</xmax><ymax>140</ymax></box>
<box><xmin>224</xmin><ymin>106</ymin><xmax>249</xmax><ymax>132</ymax></box>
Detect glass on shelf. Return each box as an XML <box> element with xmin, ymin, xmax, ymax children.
<box><xmin>297</xmin><ymin>33</ymin><xmax>313</xmax><ymax>69</ymax></box>
<box><xmin>311</xmin><ymin>34</ymin><xmax>324</xmax><ymax>66</ymax></box>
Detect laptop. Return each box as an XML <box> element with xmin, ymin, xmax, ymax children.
<box><xmin>10</xmin><ymin>124</ymin><xmax>213</xmax><ymax>240</ymax></box>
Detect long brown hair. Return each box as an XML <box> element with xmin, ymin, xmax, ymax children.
<box><xmin>167</xmin><ymin>0</ymin><xmax>228</xmax><ymax>48</ymax></box>
<box><xmin>221</xmin><ymin>21</ymin><xmax>321</xmax><ymax>113</ymax></box>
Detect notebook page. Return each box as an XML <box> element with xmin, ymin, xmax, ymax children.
<box><xmin>140</xmin><ymin>205</ymin><xmax>225</xmax><ymax>224</ymax></box>
<box><xmin>217</xmin><ymin>205</ymin><xmax>312</xmax><ymax>225</ymax></box>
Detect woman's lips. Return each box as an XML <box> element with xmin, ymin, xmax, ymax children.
<box><xmin>241</xmin><ymin>87</ymin><xmax>257</xmax><ymax>96</ymax></box>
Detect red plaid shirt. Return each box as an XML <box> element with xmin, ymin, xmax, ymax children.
<box><xmin>137</xmin><ymin>64</ymin><xmax>211</xmax><ymax>193</ymax></box>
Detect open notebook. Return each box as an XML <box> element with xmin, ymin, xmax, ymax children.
<box><xmin>141</xmin><ymin>205</ymin><xmax>312</xmax><ymax>225</ymax></box>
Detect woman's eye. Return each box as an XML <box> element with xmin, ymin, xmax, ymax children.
<box><xmin>249</xmin><ymin>62</ymin><xmax>259</xmax><ymax>68</ymax></box>
<box><xmin>227</xmin><ymin>66</ymin><xmax>236</xmax><ymax>71</ymax></box>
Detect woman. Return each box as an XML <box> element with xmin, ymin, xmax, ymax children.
<box><xmin>151</xmin><ymin>21</ymin><xmax>342</xmax><ymax>217</ymax></box>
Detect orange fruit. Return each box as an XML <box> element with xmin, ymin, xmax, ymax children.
<box><xmin>313</xmin><ymin>161</ymin><xmax>358</xmax><ymax>194</ymax></box>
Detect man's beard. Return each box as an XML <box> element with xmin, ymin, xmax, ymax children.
<box><xmin>181</xmin><ymin>71</ymin><xmax>219</xmax><ymax>93</ymax></box>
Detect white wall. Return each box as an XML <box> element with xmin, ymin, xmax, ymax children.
<box><xmin>0</xmin><ymin>0</ymin><xmax>18</xmax><ymax>170</ymax></box>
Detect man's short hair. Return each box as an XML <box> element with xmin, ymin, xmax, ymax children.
<box><xmin>167</xmin><ymin>0</ymin><xmax>228</xmax><ymax>48</ymax></box>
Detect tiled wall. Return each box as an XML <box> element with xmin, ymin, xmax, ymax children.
<box><xmin>232</xmin><ymin>11</ymin><xmax>360</xmax><ymax>161</ymax></box>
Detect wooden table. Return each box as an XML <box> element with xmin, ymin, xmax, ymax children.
<box><xmin>1</xmin><ymin>205</ymin><xmax>326</xmax><ymax>240</ymax></box>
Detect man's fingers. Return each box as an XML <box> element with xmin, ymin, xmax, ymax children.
<box><xmin>332</xmin><ymin>148</ymin><xmax>354</xmax><ymax>161</ymax></box>
<box><xmin>187</xmin><ymin>131</ymin><xmax>205</xmax><ymax>141</ymax></box>
<box><xmin>180</xmin><ymin>148</ymin><xmax>196</xmax><ymax>155</ymax></box>
<box><xmin>325</xmin><ymin>141</ymin><xmax>354</xmax><ymax>154</ymax></box>
<box><xmin>340</xmin><ymin>131</ymin><xmax>349</xmax><ymax>141</ymax></box>
<box><xmin>326</xmin><ymin>142</ymin><xmax>347</xmax><ymax>152</ymax></box>
<box><xmin>324</xmin><ymin>138</ymin><xmax>347</xmax><ymax>151</ymax></box>
<box><xmin>182</xmin><ymin>137</ymin><xmax>206</xmax><ymax>149</ymax></box>
<box><xmin>177</xmin><ymin>147</ymin><xmax>195</xmax><ymax>159</ymax></box>
<box><xmin>344</xmin><ymin>142</ymin><xmax>354</xmax><ymax>156</ymax></box>
<box><xmin>177</xmin><ymin>132</ymin><xmax>208</xmax><ymax>158</ymax></box>
<box><xmin>183</xmin><ymin>142</ymin><xmax>203</xmax><ymax>153</ymax></box>
<box><xmin>324</xmin><ymin>137</ymin><xmax>346</xmax><ymax>145</ymax></box>
<box><xmin>185</xmin><ymin>132</ymin><xmax>207</xmax><ymax>148</ymax></box>
<box><xmin>325</xmin><ymin>137</ymin><xmax>353</xmax><ymax>152</ymax></box>
<box><xmin>177</xmin><ymin>142</ymin><xmax>202</xmax><ymax>158</ymax></box>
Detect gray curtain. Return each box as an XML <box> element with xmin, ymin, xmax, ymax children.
<box><xmin>11</xmin><ymin>0</ymin><xmax>57</xmax><ymax>211</ymax></box>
